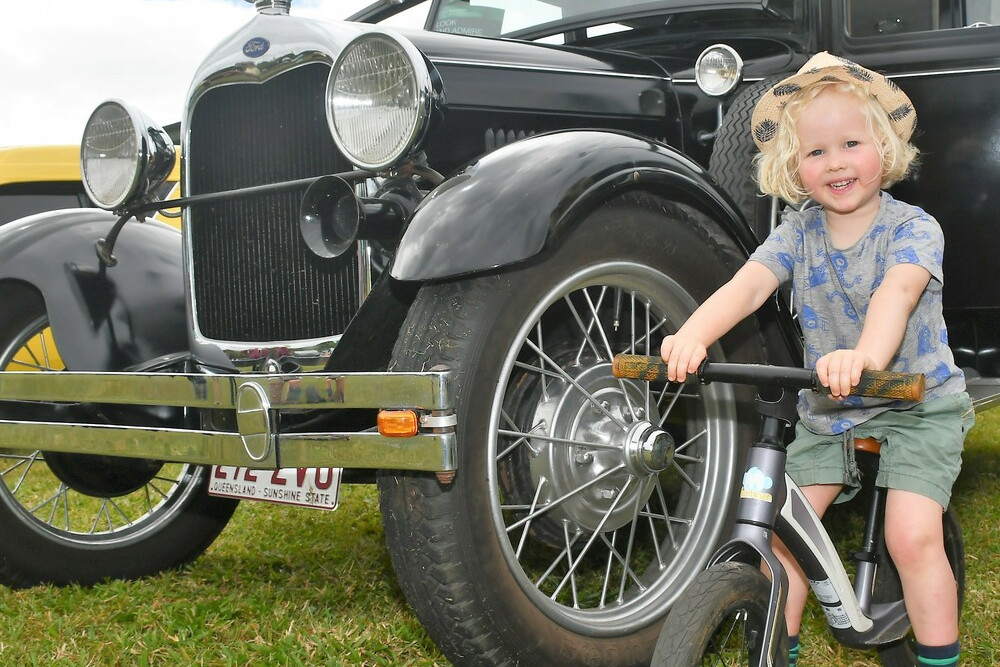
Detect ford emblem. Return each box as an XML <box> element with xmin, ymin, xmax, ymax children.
<box><xmin>243</xmin><ymin>37</ymin><xmax>270</xmax><ymax>58</ymax></box>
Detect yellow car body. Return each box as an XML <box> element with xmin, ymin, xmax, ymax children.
<box><xmin>0</xmin><ymin>144</ymin><xmax>181</xmax><ymax>228</ymax></box>
<box><xmin>1</xmin><ymin>145</ymin><xmax>181</xmax><ymax>373</ymax></box>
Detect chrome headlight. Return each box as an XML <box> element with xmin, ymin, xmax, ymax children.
<box><xmin>326</xmin><ymin>31</ymin><xmax>435</xmax><ymax>171</ymax></box>
<box><xmin>695</xmin><ymin>44</ymin><xmax>743</xmax><ymax>97</ymax></box>
<box><xmin>80</xmin><ymin>100</ymin><xmax>176</xmax><ymax>211</ymax></box>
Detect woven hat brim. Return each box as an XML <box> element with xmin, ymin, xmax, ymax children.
<box><xmin>750</xmin><ymin>55</ymin><xmax>916</xmax><ymax>150</ymax></box>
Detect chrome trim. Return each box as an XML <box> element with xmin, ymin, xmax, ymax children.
<box><xmin>0</xmin><ymin>369</ymin><xmax>456</xmax><ymax>472</ymax></box>
<box><xmin>253</xmin><ymin>0</ymin><xmax>290</xmax><ymax>15</ymax></box>
<box><xmin>889</xmin><ymin>64</ymin><xmax>1000</xmax><ymax>78</ymax></box>
<box><xmin>326</xmin><ymin>29</ymin><xmax>438</xmax><ymax>171</ymax></box>
<box><xmin>694</xmin><ymin>43</ymin><xmax>744</xmax><ymax>97</ymax></box>
<box><xmin>182</xmin><ymin>13</ymin><xmax>368</xmax><ymax>357</ymax></box>
<box><xmin>0</xmin><ymin>420</ymin><xmax>456</xmax><ymax>472</ymax></box>
<box><xmin>429</xmin><ymin>56</ymin><xmax>670</xmax><ymax>82</ymax></box>
<box><xmin>0</xmin><ymin>370</ymin><xmax>452</xmax><ymax>411</ymax></box>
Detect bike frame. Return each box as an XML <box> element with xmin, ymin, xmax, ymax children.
<box><xmin>708</xmin><ymin>389</ymin><xmax>911</xmax><ymax>667</ymax></box>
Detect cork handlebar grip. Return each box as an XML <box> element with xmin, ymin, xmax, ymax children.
<box><xmin>611</xmin><ymin>354</ymin><xmax>925</xmax><ymax>402</ymax></box>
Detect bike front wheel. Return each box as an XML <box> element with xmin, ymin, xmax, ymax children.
<box><xmin>652</xmin><ymin>561</ymin><xmax>788</xmax><ymax>666</ymax></box>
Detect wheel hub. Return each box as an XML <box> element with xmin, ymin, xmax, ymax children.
<box><xmin>528</xmin><ymin>361</ymin><xmax>670</xmax><ymax>533</ymax></box>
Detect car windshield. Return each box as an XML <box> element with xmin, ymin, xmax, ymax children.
<box><xmin>426</xmin><ymin>0</ymin><xmax>783</xmax><ymax>39</ymax></box>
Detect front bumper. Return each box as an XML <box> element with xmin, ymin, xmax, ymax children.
<box><xmin>0</xmin><ymin>370</ymin><xmax>456</xmax><ymax>472</ymax></box>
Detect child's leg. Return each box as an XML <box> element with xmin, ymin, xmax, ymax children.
<box><xmin>772</xmin><ymin>483</ymin><xmax>843</xmax><ymax>636</ymax></box>
<box><xmin>884</xmin><ymin>489</ymin><xmax>958</xmax><ymax>646</ymax></box>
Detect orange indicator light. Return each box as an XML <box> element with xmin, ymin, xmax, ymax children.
<box><xmin>378</xmin><ymin>409</ymin><xmax>419</xmax><ymax>438</ymax></box>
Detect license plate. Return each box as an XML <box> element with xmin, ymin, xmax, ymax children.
<box><xmin>208</xmin><ymin>466</ymin><xmax>342</xmax><ymax>510</ymax></box>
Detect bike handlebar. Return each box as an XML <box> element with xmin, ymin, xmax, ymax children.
<box><xmin>611</xmin><ymin>354</ymin><xmax>925</xmax><ymax>402</ymax></box>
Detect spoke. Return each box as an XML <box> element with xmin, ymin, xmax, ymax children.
<box><xmin>716</xmin><ymin>609</ymin><xmax>747</xmax><ymax>663</ymax></box>
<box><xmin>551</xmin><ymin>476</ymin><xmax>634</xmax><ymax>600</ymax></box>
<box><xmin>629</xmin><ymin>316</ymin><xmax>669</xmax><ymax>354</ymax></box>
<box><xmin>599</xmin><ymin>529</ymin><xmax>618</xmax><ymax>608</ymax></box>
<box><xmin>524</xmin><ymin>338</ymin><xmax>628</xmax><ymax>431</ymax></box>
<box><xmin>506</xmin><ymin>463</ymin><xmax>627</xmax><ymax>533</ymax></box>
<box><xmin>5</xmin><ymin>359</ymin><xmax>51</xmax><ymax>371</ymax></box>
<box><xmin>654</xmin><ymin>482</ymin><xmax>680</xmax><ymax>552</ymax></box>
<box><xmin>496</xmin><ymin>413</ymin><xmax>547</xmax><ymax>460</ymax></box>
<box><xmin>657</xmin><ymin>382</ymin><xmax>687</xmax><ymax>427</ymax></box>
<box><xmin>534</xmin><ymin>321</ymin><xmax>550</xmax><ymax>401</ymax></box>
<box><xmin>583</xmin><ymin>286</ymin><xmax>616</xmax><ymax>361</ymax></box>
<box><xmin>534</xmin><ymin>531</ymin><xmax>580</xmax><ymax>589</ymax></box>
<box><xmin>4</xmin><ymin>451</ymin><xmax>41</xmax><ymax>495</ymax></box>
<box><xmin>513</xmin><ymin>359</ymin><xmax>568</xmax><ymax>382</ymax></box>
<box><xmin>617</xmin><ymin>476</ymin><xmax>655</xmax><ymax>601</ymax></box>
<box><xmin>497</xmin><ymin>428</ymin><xmax>622</xmax><ymax>452</ymax></box>
<box><xmin>562</xmin><ymin>521</ymin><xmax>580</xmax><ymax>609</ymax></box>
<box><xmin>569</xmin><ymin>287</ymin><xmax>608</xmax><ymax>365</ymax></box>
<box><xmin>146</xmin><ymin>479</ymin><xmax>172</xmax><ymax>501</ymax></box>
<box><xmin>515</xmin><ymin>478</ymin><xmax>548</xmax><ymax>559</ymax></box>
<box><xmin>674</xmin><ymin>428</ymin><xmax>708</xmax><ymax>456</ymax></box>
<box><xmin>90</xmin><ymin>498</ymin><xmax>114</xmax><ymax>535</ymax></box>
<box><xmin>596</xmin><ymin>530</ymin><xmax>644</xmax><ymax>597</ymax></box>
<box><xmin>38</xmin><ymin>329</ymin><xmax>54</xmax><ymax>368</ymax></box>
<box><xmin>579</xmin><ymin>288</ymin><xmax>641</xmax><ymax>421</ymax></box>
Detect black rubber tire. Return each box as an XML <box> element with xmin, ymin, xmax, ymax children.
<box><xmin>651</xmin><ymin>561</ymin><xmax>789</xmax><ymax>666</ymax></box>
<box><xmin>0</xmin><ymin>283</ymin><xmax>238</xmax><ymax>588</ymax></box>
<box><xmin>874</xmin><ymin>506</ymin><xmax>965</xmax><ymax>667</ymax></box>
<box><xmin>709</xmin><ymin>77</ymin><xmax>784</xmax><ymax>242</ymax></box>
<box><xmin>379</xmin><ymin>191</ymin><xmax>767</xmax><ymax>666</ymax></box>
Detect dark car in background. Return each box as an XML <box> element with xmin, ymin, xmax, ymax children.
<box><xmin>0</xmin><ymin>1</ymin><xmax>996</xmax><ymax>665</ymax></box>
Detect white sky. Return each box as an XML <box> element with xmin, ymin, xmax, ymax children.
<box><xmin>0</xmin><ymin>0</ymin><xmax>422</xmax><ymax>148</ymax></box>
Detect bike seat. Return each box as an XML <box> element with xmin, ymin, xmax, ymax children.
<box><xmin>853</xmin><ymin>437</ymin><xmax>881</xmax><ymax>455</ymax></box>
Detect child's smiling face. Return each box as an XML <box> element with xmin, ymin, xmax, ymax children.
<box><xmin>795</xmin><ymin>87</ymin><xmax>884</xmax><ymax>223</ymax></box>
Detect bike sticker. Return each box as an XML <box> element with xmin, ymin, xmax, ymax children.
<box><xmin>739</xmin><ymin>466</ymin><xmax>774</xmax><ymax>502</ymax></box>
<box><xmin>807</xmin><ymin>577</ymin><xmax>839</xmax><ymax>604</ymax></box>
<box><xmin>820</xmin><ymin>602</ymin><xmax>851</xmax><ymax>629</ymax></box>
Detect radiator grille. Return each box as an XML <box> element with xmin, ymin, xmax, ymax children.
<box><xmin>187</xmin><ymin>63</ymin><xmax>359</xmax><ymax>343</ymax></box>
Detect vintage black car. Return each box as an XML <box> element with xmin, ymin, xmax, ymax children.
<box><xmin>0</xmin><ymin>0</ymin><xmax>997</xmax><ymax>665</ymax></box>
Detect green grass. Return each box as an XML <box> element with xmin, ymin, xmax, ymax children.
<box><xmin>0</xmin><ymin>413</ymin><xmax>997</xmax><ymax>666</ymax></box>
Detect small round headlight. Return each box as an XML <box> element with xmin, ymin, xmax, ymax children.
<box><xmin>326</xmin><ymin>31</ymin><xmax>434</xmax><ymax>171</ymax></box>
<box><xmin>695</xmin><ymin>44</ymin><xmax>743</xmax><ymax>97</ymax></box>
<box><xmin>80</xmin><ymin>100</ymin><xmax>176</xmax><ymax>211</ymax></box>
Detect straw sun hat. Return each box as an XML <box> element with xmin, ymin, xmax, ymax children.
<box><xmin>750</xmin><ymin>51</ymin><xmax>916</xmax><ymax>150</ymax></box>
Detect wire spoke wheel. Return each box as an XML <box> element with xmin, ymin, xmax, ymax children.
<box><xmin>380</xmin><ymin>193</ymin><xmax>766</xmax><ymax>665</ymax></box>
<box><xmin>0</xmin><ymin>287</ymin><xmax>236</xmax><ymax>587</ymax></box>
<box><xmin>490</xmin><ymin>271</ymin><xmax>736</xmax><ymax>624</ymax></box>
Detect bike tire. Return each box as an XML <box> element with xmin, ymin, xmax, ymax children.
<box><xmin>652</xmin><ymin>561</ymin><xmax>788</xmax><ymax>666</ymax></box>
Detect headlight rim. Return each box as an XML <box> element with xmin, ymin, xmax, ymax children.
<box><xmin>325</xmin><ymin>29</ymin><xmax>436</xmax><ymax>172</ymax></box>
<box><xmin>80</xmin><ymin>99</ymin><xmax>176</xmax><ymax>211</ymax></box>
<box><xmin>694</xmin><ymin>44</ymin><xmax>744</xmax><ymax>98</ymax></box>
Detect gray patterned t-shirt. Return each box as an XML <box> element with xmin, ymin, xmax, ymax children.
<box><xmin>749</xmin><ymin>192</ymin><xmax>965</xmax><ymax>435</ymax></box>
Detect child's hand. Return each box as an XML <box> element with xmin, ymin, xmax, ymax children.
<box><xmin>815</xmin><ymin>349</ymin><xmax>877</xmax><ymax>398</ymax></box>
<box><xmin>660</xmin><ymin>335</ymin><xmax>708</xmax><ymax>383</ymax></box>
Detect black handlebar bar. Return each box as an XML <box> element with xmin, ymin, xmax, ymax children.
<box><xmin>611</xmin><ymin>354</ymin><xmax>925</xmax><ymax>402</ymax></box>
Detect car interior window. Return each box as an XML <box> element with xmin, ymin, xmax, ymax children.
<box><xmin>846</xmin><ymin>0</ymin><xmax>999</xmax><ymax>36</ymax></box>
<box><xmin>432</xmin><ymin>0</ymin><xmax>560</xmax><ymax>36</ymax></box>
<box><xmin>0</xmin><ymin>193</ymin><xmax>87</xmax><ymax>225</ymax></box>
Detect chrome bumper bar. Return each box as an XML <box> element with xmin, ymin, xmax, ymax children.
<box><xmin>0</xmin><ymin>370</ymin><xmax>456</xmax><ymax>472</ymax></box>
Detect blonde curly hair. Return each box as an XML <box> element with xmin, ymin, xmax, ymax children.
<box><xmin>753</xmin><ymin>79</ymin><xmax>919</xmax><ymax>204</ymax></box>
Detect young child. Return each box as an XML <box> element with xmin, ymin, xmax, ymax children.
<box><xmin>660</xmin><ymin>53</ymin><xmax>974</xmax><ymax>666</ymax></box>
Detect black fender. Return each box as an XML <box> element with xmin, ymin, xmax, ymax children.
<box><xmin>0</xmin><ymin>209</ymin><xmax>187</xmax><ymax>372</ymax></box>
<box><xmin>391</xmin><ymin>128</ymin><xmax>761</xmax><ymax>281</ymax></box>
<box><xmin>391</xmin><ymin>128</ymin><xmax>801</xmax><ymax>366</ymax></box>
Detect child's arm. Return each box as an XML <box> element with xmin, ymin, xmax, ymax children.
<box><xmin>817</xmin><ymin>263</ymin><xmax>932</xmax><ymax>397</ymax></box>
<box><xmin>660</xmin><ymin>261</ymin><xmax>779</xmax><ymax>382</ymax></box>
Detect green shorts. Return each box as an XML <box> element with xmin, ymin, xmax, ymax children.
<box><xmin>786</xmin><ymin>392</ymin><xmax>975</xmax><ymax>509</ymax></box>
